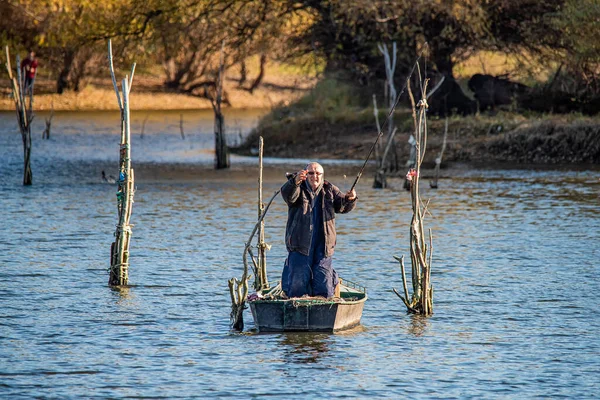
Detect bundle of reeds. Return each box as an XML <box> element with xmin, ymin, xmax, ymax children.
<box><xmin>107</xmin><ymin>40</ymin><xmax>136</xmax><ymax>287</ymax></box>
<box><xmin>393</xmin><ymin>76</ymin><xmax>434</xmax><ymax>315</ymax></box>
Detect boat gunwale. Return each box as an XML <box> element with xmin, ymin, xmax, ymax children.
<box><xmin>248</xmin><ymin>293</ymin><xmax>368</xmax><ymax>306</ymax></box>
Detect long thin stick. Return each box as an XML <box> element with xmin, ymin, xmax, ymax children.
<box><xmin>179</xmin><ymin>113</ymin><xmax>185</xmax><ymax>139</ymax></box>
<box><xmin>430</xmin><ymin>117</ymin><xmax>448</xmax><ymax>188</ymax></box>
<box><xmin>232</xmin><ymin>188</ymin><xmax>280</xmax><ymax>329</ymax></box>
<box><xmin>128</xmin><ymin>63</ymin><xmax>136</xmax><ymax>95</ymax></box>
<box><xmin>107</xmin><ymin>40</ymin><xmax>123</xmax><ymax>111</ymax></box>
<box><xmin>257</xmin><ymin>137</ymin><xmax>269</xmax><ymax>290</ymax></box>
<box><xmin>350</xmin><ymin>48</ymin><xmax>425</xmax><ymax>192</ymax></box>
<box><xmin>380</xmin><ymin>127</ymin><xmax>398</xmax><ymax>169</ymax></box>
<box><xmin>372</xmin><ymin>94</ymin><xmax>381</xmax><ymax>165</ymax></box>
<box><xmin>140</xmin><ymin>115</ymin><xmax>148</xmax><ymax>138</ymax></box>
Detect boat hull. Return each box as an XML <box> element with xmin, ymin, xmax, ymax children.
<box><xmin>249</xmin><ymin>286</ymin><xmax>367</xmax><ymax>333</ymax></box>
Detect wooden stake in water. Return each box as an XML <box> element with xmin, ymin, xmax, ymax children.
<box><xmin>349</xmin><ymin>48</ymin><xmax>424</xmax><ymax>193</ymax></box>
<box><xmin>107</xmin><ymin>39</ymin><xmax>137</xmax><ymax>287</ymax></box>
<box><xmin>256</xmin><ymin>137</ymin><xmax>270</xmax><ymax>291</ymax></box>
<box><xmin>43</xmin><ymin>104</ymin><xmax>54</xmax><ymax>139</ymax></box>
<box><xmin>4</xmin><ymin>46</ymin><xmax>34</xmax><ymax>185</ymax></box>
<box><xmin>393</xmin><ymin>77</ymin><xmax>434</xmax><ymax>316</ymax></box>
<box><xmin>230</xmin><ymin>136</ymin><xmax>279</xmax><ymax>330</ymax></box>
<box><xmin>430</xmin><ymin>118</ymin><xmax>448</xmax><ymax>189</ymax></box>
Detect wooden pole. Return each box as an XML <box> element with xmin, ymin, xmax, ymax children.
<box><xmin>372</xmin><ymin>94</ymin><xmax>386</xmax><ymax>188</ymax></box>
<box><xmin>179</xmin><ymin>113</ymin><xmax>185</xmax><ymax>139</ymax></box>
<box><xmin>430</xmin><ymin>117</ymin><xmax>448</xmax><ymax>189</ymax></box>
<box><xmin>108</xmin><ymin>40</ymin><xmax>122</xmax><ymax>110</ymax></box>
<box><xmin>140</xmin><ymin>115</ymin><xmax>148</xmax><ymax>139</ymax></box>
<box><xmin>108</xmin><ymin>39</ymin><xmax>136</xmax><ymax>287</ymax></box>
<box><xmin>43</xmin><ymin>104</ymin><xmax>54</xmax><ymax>139</ymax></box>
<box><xmin>257</xmin><ymin>137</ymin><xmax>269</xmax><ymax>290</ymax></box>
<box><xmin>404</xmin><ymin>80</ymin><xmax>418</xmax><ymax>191</ymax></box>
<box><xmin>380</xmin><ymin>127</ymin><xmax>398</xmax><ymax>175</ymax></box>
<box><xmin>379</xmin><ymin>42</ymin><xmax>400</xmax><ymax>172</ymax></box>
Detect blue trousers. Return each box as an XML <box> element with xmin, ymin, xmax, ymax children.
<box><xmin>281</xmin><ymin>251</ymin><xmax>338</xmax><ymax>298</ymax></box>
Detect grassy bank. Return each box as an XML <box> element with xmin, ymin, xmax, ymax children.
<box><xmin>232</xmin><ymin>78</ymin><xmax>600</xmax><ymax>165</ymax></box>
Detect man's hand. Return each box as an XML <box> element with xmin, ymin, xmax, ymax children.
<box><xmin>346</xmin><ymin>188</ymin><xmax>357</xmax><ymax>201</ymax></box>
<box><xmin>295</xmin><ymin>170</ymin><xmax>308</xmax><ymax>185</ymax></box>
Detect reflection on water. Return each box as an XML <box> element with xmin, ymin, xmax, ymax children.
<box><xmin>280</xmin><ymin>333</ymin><xmax>330</xmax><ymax>364</ymax></box>
<box><xmin>1</xmin><ymin>112</ymin><xmax>600</xmax><ymax>398</ymax></box>
<box><xmin>110</xmin><ymin>286</ymin><xmax>134</xmax><ymax>304</ymax></box>
<box><xmin>406</xmin><ymin>315</ymin><xmax>430</xmax><ymax>337</ymax></box>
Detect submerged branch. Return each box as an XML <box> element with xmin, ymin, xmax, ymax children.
<box><xmin>392</xmin><ymin>288</ymin><xmax>418</xmax><ymax>314</ymax></box>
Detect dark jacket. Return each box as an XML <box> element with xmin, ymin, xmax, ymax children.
<box><xmin>281</xmin><ymin>174</ymin><xmax>357</xmax><ymax>257</ymax></box>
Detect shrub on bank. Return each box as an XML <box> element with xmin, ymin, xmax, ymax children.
<box><xmin>234</xmin><ymin>76</ymin><xmax>600</xmax><ymax>165</ymax></box>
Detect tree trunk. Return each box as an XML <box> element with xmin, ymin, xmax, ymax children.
<box><xmin>22</xmin><ymin>125</ymin><xmax>32</xmax><ymax>185</ymax></box>
<box><xmin>56</xmin><ymin>49</ymin><xmax>76</xmax><ymax>94</ymax></box>
<box><xmin>432</xmin><ymin>49</ymin><xmax>454</xmax><ymax>79</ymax></box>
<box><xmin>214</xmin><ymin>112</ymin><xmax>229</xmax><ymax>169</ymax></box>
<box><xmin>70</xmin><ymin>51</ymin><xmax>92</xmax><ymax>92</ymax></box>
<box><xmin>214</xmin><ymin>41</ymin><xmax>229</xmax><ymax>169</ymax></box>
<box><xmin>247</xmin><ymin>54</ymin><xmax>266</xmax><ymax>94</ymax></box>
<box><xmin>238</xmin><ymin>61</ymin><xmax>247</xmax><ymax>86</ymax></box>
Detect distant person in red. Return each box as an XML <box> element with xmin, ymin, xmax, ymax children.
<box><xmin>20</xmin><ymin>51</ymin><xmax>38</xmax><ymax>95</ymax></box>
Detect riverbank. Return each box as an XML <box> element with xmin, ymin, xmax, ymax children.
<box><xmin>232</xmin><ymin>110</ymin><xmax>600</xmax><ymax>166</ymax></box>
<box><xmin>3</xmin><ymin>72</ymin><xmax>598</xmax><ymax>166</ymax></box>
<box><xmin>226</xmin><ymin>76</ymin><xmax>600</xmax><ymax>166</ymax></box>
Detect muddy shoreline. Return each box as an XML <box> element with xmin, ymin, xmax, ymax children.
<box><xmin>232</xmin><ymin>115</ymin><xmax>600</xmax><ymax>167</ymax></box>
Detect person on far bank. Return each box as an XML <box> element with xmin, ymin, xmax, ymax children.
<box><xmin>281</xmin><ymin>162</ymin><xmax>358</xmax><ymax>299</ymax></box>
<box><xmin>20</xmin><ymin>51</ymin><xmax>38</xmax><ymax>95</ymax></box>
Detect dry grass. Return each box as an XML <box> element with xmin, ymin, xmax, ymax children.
<box><xmin>0</xmin><ymin>61</ymin><xmax>317</xmax><ymax>111</ymax></box>
<box><xmin>0</xmin><ymin>51</ymin><xmax>558</xmax><ymax>112</ymax></box>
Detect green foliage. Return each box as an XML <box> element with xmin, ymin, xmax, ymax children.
<box><xmin>260</xmin><ymin>78</ymin><xmax>370</xmax><ymax>126</ymax></box>
<box><xmin>295</xmin><ymin>79</ymin><xmax>357</xmax><ymax>113</ymax></box>
<box><xmin>556</xmin><ymin>0</ymin><xmax>600</xmax><ymax>60</ymax></box>
<box><xmin>548</xmin><ymin>0</ymin><xmax>600</xmax><ymax>93</ymax></box>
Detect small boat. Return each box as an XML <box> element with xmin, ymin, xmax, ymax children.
<box><xmin>229</xmin><ymin>137</ymin><xmax>368</xmax><ymax>333</ymax></box>
<box><xmin>248</xmin><ymin>279</ymin><xmax>367</xmax><ymax>333</ymax></box>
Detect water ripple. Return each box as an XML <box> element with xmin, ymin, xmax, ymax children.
<box><xmin>1</xmin><ymin>112</ymin><xmax>600</xmax><ymax>398</ymax></box>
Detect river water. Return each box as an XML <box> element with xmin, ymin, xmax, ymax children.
<box><xmin>1</xmin><ymin>110</ymin><xmax>599</xmax><ymax>398</ymax></box>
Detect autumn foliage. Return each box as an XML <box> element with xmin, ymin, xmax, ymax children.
<box><xmin>1</xmin><ymin>0</ymin><xmax>598</xmax><ymax>100</ymax></box>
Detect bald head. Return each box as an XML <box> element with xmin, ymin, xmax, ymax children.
<box><xmin>305</xmin><ymin>162</ymin><xmax>323</xmax><ymax>171</ymax></box>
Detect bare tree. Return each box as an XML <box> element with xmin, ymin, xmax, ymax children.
<box><xmin>4</xmin><ymin>47</ymin><xmax>34</xmax><ymax>185</ymax></box>
<box><xmin>212</xmin><ymin>41</ymin><xmax>229</xmax><ymax>169</ymax></box>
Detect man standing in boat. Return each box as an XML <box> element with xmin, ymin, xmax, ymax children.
<box><xmin>281</xmin><ymin>162</ymin><xmax>357</xmax><ymax>299</ymax></box>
